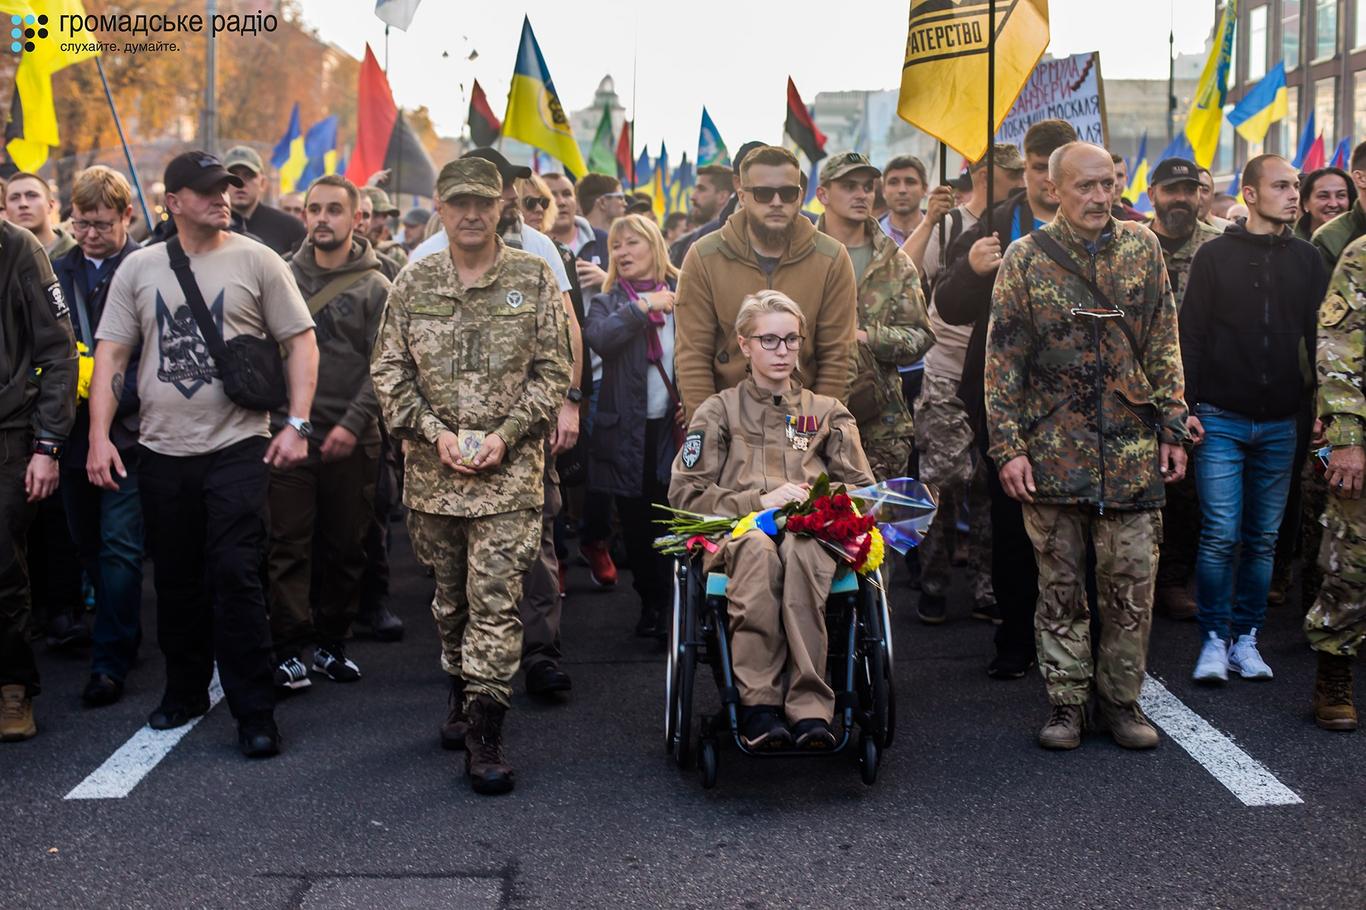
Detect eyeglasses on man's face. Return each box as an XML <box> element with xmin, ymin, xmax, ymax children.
<box><xmin>743</xmin><ymin>185</ymin><xmax>802</xmax><ymax>205</ymax></box>
<box><xmin>71</xmin><ymin>218</ymin><xmax>117</xmax><ymax>234</ymax></box>
<box><xmin>745</xmin><ymin>332</ymin><xmax>804</xmax><ymax>351</ymax></box>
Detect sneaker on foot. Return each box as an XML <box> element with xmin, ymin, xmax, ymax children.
<box><xmin>1192</xmin><ymin>631</ymin><xmax>1228</xmax><ymax>684</ymax></box>
<box><xmin>916</xmin><ymin>592</ymin><xmax>947</xmax><ymax>625</ymax></box>
<box><xmin>970</xmin><ymin>600</ymin><xmax>1002</xmax><ymax>624</ymax></box>
<box><xmin>312</xmin><ymin>645</ymin><xmax>361</xmax><ymax>683</ymax></box>
<box><xmin>739</xmin><ymin>706</ymin><xmax>792</xmax><ymax>751</ymax></box>
<box><xmin>0</xmin><ymin>685</ymin><xmax>36</xmax><ymax>741</ymax></box>
<box><xmin>791</xmin><ymin>717</ymin><xmax>836</xmax><ymax>751</ymax></box>
<box><xmin>1227</xmin><ymin>629</ymin><xmax>1273</xmax><ymax>680</ymax></box>
<box><xmin>237</xmin><ymin>714</ymin><xmax>281</xmax><ymax>758</ymax></box>
<box><xmin>580</xmin><ymin>542</ymin><xmax>618</xmax><ymax>587</ymax></box>
<box><xmin>273</xmin><ymin>656</ymin><xmax>312</xmax><ymax>693</ymax></box>
<box><xmin>355</xmin><ymin>604</ymin><xmax>405</xmax><ymax>642</ymax></box>
<box><xmin>987</xmin><ymin>651</ymin><xmax>1036</xmax><ymax>680</ymax></box>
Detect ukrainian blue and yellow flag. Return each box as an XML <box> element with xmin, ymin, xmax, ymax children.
<box><xmin>1127</xmin><ymin>131</ymin><xmax>1149</xmax><ymax>205</ymax></box>
<box><xmin>1228</xmin><ymin>59</ymin><xmax>1288</xmax><ymax>145</ymax></box>
<box><xmin>272</xmin><ymin>103</ymin><xmax>306</xmax><ymax>195</ymax></box>
<box><xmin>503</xmin><ymin>16</ymin><xmax>588</xmax><ymax>178</ymax></box>
<box><xmin>297</xmin><ymin>116</ymin><xmax>340</xmax><ymax>190</ymax></box>
<box><xmin>651</xmin><ymin>142</ymin><xmax>670</xmax><ymax>218</ymax></box>
<box><xmin>1184</xmin><ymin>0</ymin><xmax>1237</xmax><ymax>168</ymax></box>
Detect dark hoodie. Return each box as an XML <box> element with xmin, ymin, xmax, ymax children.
<box><xmin>281</xmin><ymin>235</ymin><xmax>390</xmax><ymax>438</ymax></box>
<box><xmin>1179</xmin><ymin>223</ymin><xmax>1328</xmax><ymax>422</ymax></box>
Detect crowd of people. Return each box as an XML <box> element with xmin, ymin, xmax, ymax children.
<box><xmin>0</xmin><ymin>117</ymin><xmax>1361</xmax><ymax>795</ymax></box>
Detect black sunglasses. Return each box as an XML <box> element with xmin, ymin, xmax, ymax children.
<box><xmin>522</xmin><ymin>196</ymin><xmax>551</xmax><ymax>211</ymax></box>
<box><xmin>743</xmin><ymin>185</ymin><xmax>802</xmax><ymax>204</ymax></box>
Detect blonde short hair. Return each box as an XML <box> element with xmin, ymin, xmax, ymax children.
<box><xmin>735</xmin><ymin>289</ymin><xmax>806</xmax><ymax>338</ymax></box>
<box><xmin>603</xmin><ymin>213</ymin><xmax>680</xmax><ymax>291</ymax></box>
<box><xmin>515</xmin><ymin>174</ymin><xmax>557</xmax><ymax>229</ymax></box>
<box><xmin>71</xmin><ymin>166</ymin><xmax>133</xmax><ymax>214</ymax></box>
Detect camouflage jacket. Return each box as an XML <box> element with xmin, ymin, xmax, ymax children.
<box><xmin>1318</xmin><ymin>235</ymin><xmax>1366</xmax><ymax>448</ymax></box>
<box><xmin>985</xmin><ymin>216</ymin><xmax>1189</xmax><ymax>511</ymax></box>
<box><xmin>816</xmin><ymin>215</ymin><xmax>935</xmax><ymax>444</ymax></box>
<box><xmin>1158</xmin><ymin>219</ymin><xmax>1222</xmax><ymax>309</ymax></box>
<box><xmin>371</xmin><ymin>236</ymin><xmax>571</xmax><ymax>518</ymax></box>
<box><xmin>1311</xmin><ymin>203</ymin><xmax>1366</xmax><ymax>271</ymax></box>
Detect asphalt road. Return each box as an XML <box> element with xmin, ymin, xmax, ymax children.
<box><xmin>3</xmin><ymin>525</ymin><xmax>1362</xmax><ymax>909</ymax></box>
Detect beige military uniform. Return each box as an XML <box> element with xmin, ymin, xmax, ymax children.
<box><xmin>668</xmin><ymin>379</ymin><xmax>875</xmax><ymax>721</ymax></box>
<box><xmin>371</xmin><ymin>237</ymin><xmax>571</xmax><ymax>706</ymax></box>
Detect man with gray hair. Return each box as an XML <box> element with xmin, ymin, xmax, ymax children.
<box><xmin>986</xmin><ymin>141</ymin><xmax>1189</xmax><ymax>752</ymax></box>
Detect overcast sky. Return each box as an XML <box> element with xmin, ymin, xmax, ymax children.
<box><xmin>298</xmin><ymin>1</ymin><xmax>1215</xmax><ymax>157</ymax></box>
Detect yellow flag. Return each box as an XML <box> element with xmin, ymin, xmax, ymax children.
<box><xmin>502</xmin><ymin>16</ymin><xmax>588</xmax><ymax>177</ymax></box>
<box><xmin>897</xmin><ymin>0</ymin><xmax>1050</xmax><ymax>162</ymax></box>
<box><xmin>5</xmin><ymin>0</ymin><xmax>100</xmax><ymax>170</ymax></box>
<box><xmin>1184</xmin><ymin>0</ymin><xmax>1236</xmax><ymax>168</ymax></box>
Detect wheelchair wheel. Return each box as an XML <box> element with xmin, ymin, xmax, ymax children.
<box><xmin>664</xmin><ymin>561</ymin><xmax>684</xmax><ymax>754</ymax></box>
<box><xmin>878</xmin><ymin>584</ymin><xmax>897</xmax><ymax>748</ymax></box>
<box><xmin>671</xmin><ymin>567</ymin><xmax>698</xmax><ymax>770</ymax></box>
<box><xmin>858</xmin><ymin>733</ymin><xmax>879</xmax><ymax>786</ymax></box>
<box><xmin>858</xmin><ymin>579</ymin><xmax>893</xmax><ymax>750</ymax></box>
<box><xmin>698</xmin><ymin>738</ymin><xmax>719</xmax><ymax>790</ymax></box>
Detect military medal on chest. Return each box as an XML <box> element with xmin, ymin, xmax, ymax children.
<box><xmin>785</xmin><ymin>414</ymin><xmax>817</xmax><ymax>451</ymax></box>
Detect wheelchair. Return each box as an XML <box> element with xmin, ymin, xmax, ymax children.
<box><xmin>663</xmin><ymin>550</ymin><xmax>896</xmax><ymax>789</ymax></box>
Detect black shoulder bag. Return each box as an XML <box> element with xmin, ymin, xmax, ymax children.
<box><xmin>165</xmin><ymin>236</ymin><xmax>289</xmax><ymax>412</ymax></box>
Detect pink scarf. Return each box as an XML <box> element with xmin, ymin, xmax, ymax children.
<box><xmin>621</xmin><ymin>279</ymin><xmax>668</xmax><ymax>363</ymax></box>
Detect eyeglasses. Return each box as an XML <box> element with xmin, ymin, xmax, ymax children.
<box><xmin>522</xmin><ymin>196</ymin><xmax>551</xmax><ymax>211</ymax></box>
<box><xmin>745</xmin><ymin>333</ymin><xmax>804</xmax><ymax>351</ymax></box>
<box><xmin>70</xmin><ymin>218</ymin><xmax>117</xmax><ymax>234</ymax></box>
<box><xmin>743</xmin><ymin>185</ymin><xmax>802</xmax><ymax>204</ymax></box>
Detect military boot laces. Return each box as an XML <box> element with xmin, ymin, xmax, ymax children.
<box><xmin>1314</xmin><ymin>654</ymin><xmax>1357</xmax><ymax>731</ymax></box>
<box><xmin>464</xmin><ymin>695</ymin><xmax>515</xmax><ymax>795</ymax></box>
<box><xmin>1038</xmin><ymin>703</ymin><xmax>1083</xmax><ymax>750</ymax></box>
<box><xmin>1100</xmin><ymin>699</ymin><xmax>1159</xmax><ymax>750</ymax></box>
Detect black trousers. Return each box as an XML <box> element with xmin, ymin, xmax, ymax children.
<box><xmin>0</xmin><ymin>429</ymin><xmax>39</xmax><ymax>694</ymax></box>
<box><xmin>139</xmin><ymin>437</ymin><xmax>274</xmax><ymax>720</ymax></box>
<box><xmin>615</xmin><ymin>418</ymin><xmax>674</xmax><ymax>615</ymax></box>
<box><xmin>985</xmin><ymin>447</ymin><xmax>1039</xmax><ymax>662</ymax></box>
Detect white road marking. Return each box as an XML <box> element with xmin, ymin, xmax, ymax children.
<box><xmin>1140</xmin><ymin>674</ymin><xmax>1303</xmax><ymax>807</ymax></box>
<box><xmin>65</xmin><ymin>671</ymin><xmax>224</xmax><ymax>800</ymax></box>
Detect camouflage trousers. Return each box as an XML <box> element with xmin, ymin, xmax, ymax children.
<box><xmin>914</xmin><ymin>371</ymin><xmax>993</xmax><ymax>603</ymax></box>
<box><xmin>1304</xmin><ymin>492</ymin><xmax>1366</xmax><ymax>658</ymax></box>
<box><xmin>407</xmin><ymin>507</ymin><xmax>541</xmax><ymax>707</ymax></box>
<box><xmin>863</xmin><ymin>436</ymin><xmax>911</xmax><ymax>485</ymax></box>
<box><xmin>1022</xmin><ymin>505</ymin><xmax>1161</xmax><ymax>706</ymax></box>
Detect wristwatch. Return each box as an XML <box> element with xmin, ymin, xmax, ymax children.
<box><xmin>32</xmin><ymin>439</ymin><xmax>62</xmax><ymax>459</ymax></box>
<box><xmin>285</xmin><ymin>416</ymin><xmax>313</xmax><ymax>439</ymax></box>
<box><xmin>565</xmin><ymin>387</ymin><xmax>584</xmax><ymax>403</ymax></box>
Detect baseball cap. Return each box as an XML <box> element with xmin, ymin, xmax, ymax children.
<box><xmin>222</xmin><ymin>145</ymin><xmax>264</xmax><ymax>175</ymax></box>
<box><xmin>362</xmin><ymin>186</ymin><xmax>400</xmax><ymax>216</ymax></box>
<box><xmin>436</xmin><ymin>157</ymin><xmax>503</xmax><ymax>201</ymax></box>
<box><xmin>164</xmin><ymin>151</ymin><xmax>245</xmax><ymax>194</ymax></box>
<box><xmin>402</xmin><ymin>206</ymin><xmax>432</xmax><ymax>227</ymax></box>
<box><xmin>732</xmin><ymin>140</ymin><xmax>767</xmax><ymax>176</ymax></box>
<box><xmin>971</xmin><ymin>143</ymin><xmax>1025</xmax><ymax>173</ymax></box>
<box><xmin>462</xmin><ymin>147</ymin><xmax>532</xmax><ymax>186</ymax></box>
<box><xmin>1150</xmin><ymin>157</ymin><xmax>1201</xmax><ymax>188</ymax></box>
<box><xmin>819</xmin><ymin>151</ymin><xmax>881</xmax><ymax>186</ymax></box>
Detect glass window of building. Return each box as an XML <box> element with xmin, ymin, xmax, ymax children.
<box><xmin>1315</xmin><ymin>0</ymin><xmax>1338</xmax><ymax>59</ymax></box>
<box><xmin>1284</xmin><ymin>0</ymin><xmax>1301</xmax><ymax>69</ymax></box>
<box><xmin>1316</xmin><ymin>76</ymin><xmax>1338</xmax><ymax>149</ymax></box>
<box><xmin>1356</xmin><ymin>75</ymin><xmax>1366</xmax><ymax>148</ymax></box>
<box><xmin>1358</xmin><ymin>0</ymin><xmax>1366</xmax><ymax>47</ymax></box>
<box><xmin>1247</xmin><ymin>5</ymin><xmax>1268</xmax><ymax>81</ymax></box>
<box><xmin>1280</xmin><ymin>84</ymin><xmax>1300</xmax><ymax>155</ymax></box>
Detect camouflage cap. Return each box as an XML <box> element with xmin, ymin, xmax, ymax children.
<box><xmin>362</xmin><ymin>186</ymin><xmax>401</xmax><ymax>215</ymax></box>
<box><xmin>436</xmin><ymin>157</ymin><xmax>503</xmax><ymax>201</ymax></box>
<box><xmin>819</xmin><ymin>151</ymin><xmax>881</xmax><ymax>186</ymax></box>
<box><xmin>222</xmin><ymin>145</ymin><xmax>264</xmax><ymax>175</ymax></box>
<box><xmin>971</xmin><ymin>143</ymin><xmax>1025</xmax><ymax>172</ymax></box>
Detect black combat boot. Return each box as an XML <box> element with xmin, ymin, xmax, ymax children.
<box><xmin>440</xmin><ymin>676</ymin><xmax>467</xmax><ymax>750</ymax></box>
<box><xmin>464</xmin><ymin>694</ymin><xmax>515</xmax><ymax>795</ymax></box>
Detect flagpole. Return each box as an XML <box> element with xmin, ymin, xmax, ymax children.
<box><xmin>939</xmin><ymin>141</ymin><xmax>947</xmax><ymax>187</ymax></box>
<box><xmin>96</xmin><ymin>58</ymin><xmax>153</xmax><ymax>235</ymax></box>
<box><xmin>986</xmin><ymin>0</ymin><xmax>996</xmax><ymax>219</ymax></box>
<box><xmin>630</xmin><ymin>17</ymin><xmax>638</xmax><ymax>191</ymax></box>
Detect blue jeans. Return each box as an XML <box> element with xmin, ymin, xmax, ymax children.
<box><xmin>62</xmin><ymin>449</ymin><xmax>144</xmax><ymax>681</ymax></box>
<box><xmin>1192</xmin><ymin>405</ymin><xmax>1297</xmax><ymax>639</ymax></box>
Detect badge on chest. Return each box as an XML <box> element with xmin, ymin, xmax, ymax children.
<box><xmin>785</xmin><ymin>414</ymin><xmax>817</xmax><ymax>451</ymax></box>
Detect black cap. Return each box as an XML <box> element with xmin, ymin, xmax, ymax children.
<box><xmin>953</xmin><ymin>172</ymin><xmax>973</xmax><ymax>193</ymax></box>
<box><xmin>732</xmin><ymin>140</ymin><xmax>767</xmax><ymax>175</ymax></box>
<box><xmin>461</xmin><ymin>147</ymin><xmax>532</xmax><ymax>186</ymax></box>
<box><xmin>1150</xmin><ymin>157</ymin><xmax>1201</xmax><ymax>188</ymax></box>
<box><xmin>164</xmin><ymin>150</ymin><xmax>245</xmax><ymax>194</ymax></box>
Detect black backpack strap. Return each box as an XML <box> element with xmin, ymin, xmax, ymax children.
<box><xmin>1028</xmin><ymin>229</ymin><xmax>1143</xmax><ymax>362</ymax></box>
<box><xmin>165</xmin><ymin>236</ymin><xmax>230</xmax><ymax>362</ymax></box>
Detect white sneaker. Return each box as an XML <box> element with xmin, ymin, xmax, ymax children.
<box><xmin>1227</xmin><ymin>629</ymin><xmax>1273</xmax><ymax>680</ymax></box>
<box><xmin>1193</xmin><ymin>632</ymin><xmax>1229</xmax><ymax>684</ymax></box>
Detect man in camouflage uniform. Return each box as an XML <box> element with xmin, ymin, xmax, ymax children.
<box><xmin>371</xmin><ymin>158</ymin><xmax>571</xmax><ymax>793</ymax></box>
<box><xmin>1148</xmin><ymin>158</ymin><xmax>1222</xmax><ymax>621</ymax></box>
<box><xmin>359</xmin><ymin>188</ymin><xmax>407</xmax><ymax>281</ymax></box>
<box><xmin>986</xmin><ymin>143</ymin><xmax>1189</xmax><ymax>751</ymax></box>
<box><xmin>1306</xmin><ymin>234</ymin><xmax>1366</xmax><ymax>732</ymax></box>
<box><xmin>813</xmin><ymin>152</ymin><xmax>934</xmax><ymax>480</ymax></box>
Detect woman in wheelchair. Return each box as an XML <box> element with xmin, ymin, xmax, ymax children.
<box><xmin>669</xmin><ymin>290</ymin><xmax>875</xmax><ymax>752</ymax></box>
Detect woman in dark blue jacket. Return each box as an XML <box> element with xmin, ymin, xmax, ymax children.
<box><xmin>583</xmin><ymin>214</ymin><xmax>683</xmax><ymax>638</ymax></box>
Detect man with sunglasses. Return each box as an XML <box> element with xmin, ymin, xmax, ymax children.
<box><xmin>986</xmin><ymin>142</ymin><xmax>1188</xmax><ymax>752</ymax></box>
<box><xmin>51</xmin><ymin>167</ymin><xmax>145</xmax><ymax>708</ymax></box>
<box><xmin>675</xmin><ymin>145</ymin><xmax>857</xmax><ymax>419</ymax></box>
<box><xmin>814</xmin><ymin>152</ymin><xmax>934</xmax><ymax>482</ymax></box>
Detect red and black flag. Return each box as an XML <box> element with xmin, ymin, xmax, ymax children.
<box><xmin>785</xmin><ymin>77</ymin><xmax>827</xmax><ymax>163</ymax></box>
<box><xmin>468</xmin><ymin>79</ymin><xmax>502</xmax><ymax>147</ymax></box>
<box><xmin>616</xmin><ymin>118</ymin><xmax>635</xmax><ymax>186</ymax></box>
<box><xmin>344</xmin><ymin>44</ymin><xmax>436</xmax><ymax>198</ymax></box>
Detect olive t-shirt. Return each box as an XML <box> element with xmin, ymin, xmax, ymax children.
<box><xmin>96</xmin><ymin>233</ymin><xmax>314</xmax><ymax>456</ymax></box>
